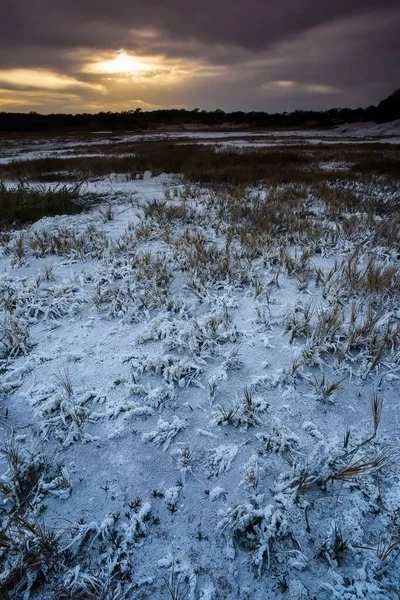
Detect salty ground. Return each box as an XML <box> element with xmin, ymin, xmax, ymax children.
<box><xmin>0</xmin><ymin>127</ymin><xmax>400</xmax><ymax>599</ymax></box>
<box><xmin>1</xmin><ymin>120</ymin><xmax>400</xmax><ymax>165</ymax></box>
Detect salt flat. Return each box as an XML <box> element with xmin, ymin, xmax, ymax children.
<box><xmin>1</xmin><ymin>131</ymin><xmax>400</xmax><ymax>599</ymax></box>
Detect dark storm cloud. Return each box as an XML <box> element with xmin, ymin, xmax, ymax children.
<box><xmin>1</xmin><ymin>0</ymin><xmax>399</xmax><ymax>51</ymax></box>
<box><xmin>0</xmin><ymin>0</ymin><xmax>399</xmax><ymax>111</ymax></box>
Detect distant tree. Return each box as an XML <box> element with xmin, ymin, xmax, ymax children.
<box><xmin>376</xmin><ymin>89</ymin><xmax>400</xmax><ymax>123</ymax></box>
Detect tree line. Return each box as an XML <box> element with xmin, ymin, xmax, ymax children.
<box><xmin>0</xmin><ymin>90</ymin><xmax>398</xmax><ymax>133</ymax></box>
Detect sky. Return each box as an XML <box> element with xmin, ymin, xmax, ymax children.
<box><xmin>0</xmin><ymin>1</ymin><xmax>399</xmax><ymax>114</ymax></box>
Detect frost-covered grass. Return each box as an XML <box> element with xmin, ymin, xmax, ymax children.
<box><xmin>0</xmin><ymin>132</ymin><xmax>400</xmax><ymax>599</ymax></box>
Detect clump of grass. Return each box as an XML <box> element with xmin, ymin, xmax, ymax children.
<box><xmin>310</xmin><ymin>373</ymin><xmax>346</xmax><ymax>404</ymax></box>
<box><xmin>36</xmin><ymin>264</ymin><xmax>54</xmax><ymax>285</ymax></box>
<box><xmin>3</xmin><ymin>231</ymin><xmax>26</xmax><ymax>263</ymax></box>
<box><xmin>318</xmin><ymin>523</ymin><xmax>348</xmax><ymax>566</ymax></box>
<box><xmin>29</xmin><ymin>224</ymin><xmax>108</xmax><ymax>259</ymax></box>
<box><xmin>329</xmin><ymin>454</ymin><xmax>389</xmax><ymax>482</ymax></box>
<box><xmin>99</xmin><ymin>203</ymin><xmax>114</xmax><ymax>222</ymax></box>
<box><xmin>0</xmin><ymin>315</ymin><xmax>30</xmax><ymax>362</ymax></box>
<box><xmin>350</xmin><ymin>152</ymin><xmax>400</xmax><ymax>180</ymax></box>
<box><xmin>164</xmin><ymin>559</ymin><xmax>195</xmax><ymax>600</ymax></box>
<box><xmin>214</xmin><ymin>389</ymin><xmax>266</xmax><ymax>429</ymax></box>
<box><xmin>341</xmin><ymin>254</ymin><xmax>400</xmax><ymax>296</ymax></box>
<box><xmin>284</xmin><ymin>301</ymin><xmax>314</xmax><ymax>341</ymax></box>
<box><xmin>276</xmin><ymin>575</ymin><xmax>288</xmax><ymax>593</ymax></box>
<box><xmin>55</xmin><ymin>367</ymin><xmax>74</xmax><ymax>398</ymax></box>
<box><xmin>371</xmin><ymin>391</ymin><xmax>384</xmax><ymax>436</ymax></box>
<box><xmin>376</xmin><ymin>536</ymin><xmax>400</xmax><ymax>561</ymax></box>
<box><xmin>215</xmin><ymin>402</ymin><xmax>239</xmax><ymax>426</ymax></box>
<box><xmin>293</xmin><ymin>395</ymin><xmax>389</xmax><ymax>495</ymax></box>
<box><xmin>143</xmin><ymin>198</ymin><xmax>192</xmax><ymax>224</ymax></box>
<box><xmin>0</xmin><ymin>181</ymin><xmax>84</xmax><ymax>227</ymax></box>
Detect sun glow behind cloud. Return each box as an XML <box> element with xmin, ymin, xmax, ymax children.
<box><xmin>81</xmin><ymin>49</ymin><xmax>225</xmax><ymax>86</ymax></box>
<box><xmin>82</xmin><ymin>49</ymin><xmax>198</xmax><ymax>86</ymax></box>
<box><xmin>85</xmin><ymin>50</ymin><xmax>157</xmax><ymax>76</ymax></box>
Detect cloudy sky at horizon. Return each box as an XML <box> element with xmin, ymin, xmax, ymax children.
<box><xmin>1</xmin><ymin>0</ymin><xmax>399</xmax><ymax>114</ymax></box>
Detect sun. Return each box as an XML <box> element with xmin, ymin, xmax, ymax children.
<box><xmin>86</xmin><ymin>50</ymin><xmax>156</xmax><ymax>76</ymax></box>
